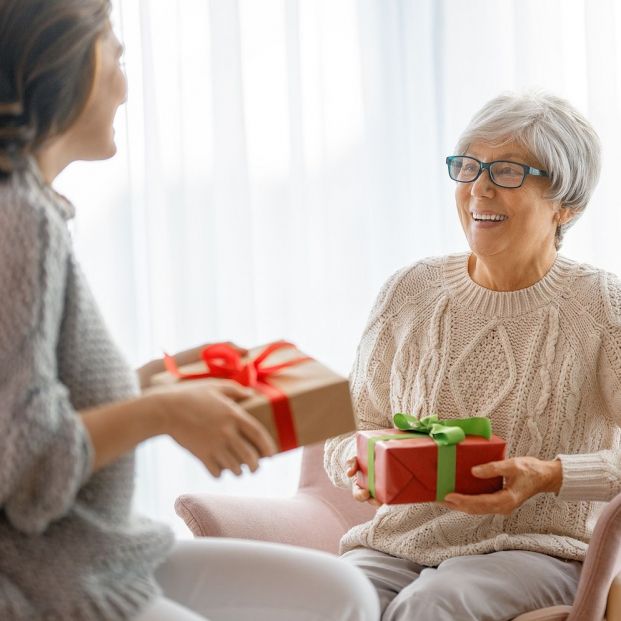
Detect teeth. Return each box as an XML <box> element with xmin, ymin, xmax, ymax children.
<box><xmin>471</xmin><ymin>213</ymin><xmax>508</xmax><ymax>222</ymax></box>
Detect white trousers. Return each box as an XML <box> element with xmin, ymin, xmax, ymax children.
<box><xmin>134</xmin><ymin>538</ymin><xmax>380</xmax><ymax>621</ymax></box>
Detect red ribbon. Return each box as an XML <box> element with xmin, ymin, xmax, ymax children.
<box><xmin>164</xmin><ymin>341</ymin><xmax>312</xmax><ymax>451</ymax></box>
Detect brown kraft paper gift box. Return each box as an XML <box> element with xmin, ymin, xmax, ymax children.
<box><xmin>151</xmin><ymin>341</ymin><xmax>356</xmax><ymax>453</ymax></box>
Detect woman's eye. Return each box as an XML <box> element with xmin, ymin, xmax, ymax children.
<box><xmin>498</xmin><ymin>166</ymin><xmax>519</xmax><ymax>176</ymax></box>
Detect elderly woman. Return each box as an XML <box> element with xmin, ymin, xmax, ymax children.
<box><xmin>325</xmin><ymin>91</ymin><xmax>616</xmax><ymax>620</ymax></box>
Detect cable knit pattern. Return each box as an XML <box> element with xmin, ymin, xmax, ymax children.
<box><xmin>325</xmin><ymin>253</ymin><xmax>621</xmax><ymax>566</ymax></box>
<box><xmin>0</xmin><ymin>163</ymin><xmax>174</xmax><ymax>621</ymax></box>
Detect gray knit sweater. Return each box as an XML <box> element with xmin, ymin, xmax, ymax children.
<box><xmin>0</xmin><ymin>163</ymin><xmax>174</xmax><ymax>621</ymax></box>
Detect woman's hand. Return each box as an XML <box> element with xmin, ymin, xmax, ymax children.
<box><xmin>442</xmin><ymin>456</ymin><xmax>562</xmax><ymax>515</ymax></box>
<box><xmin>154</xmin><ymin>379</ymin><xmax>276</xmax><ymax>478</ymax></box>
<box><xmin>137</xmin><ymin>341</ymin><xmax>248</xmax><ymax>390</ymax></box>
<box><xmin>346</xmin><ymin>456</ymin><xmax>381</xmax><ymax>507</ymax></box>
<box><xmin>81</xmin><ymin>377</ymin><xmax>275</xmax><ymax>475</ymax></box>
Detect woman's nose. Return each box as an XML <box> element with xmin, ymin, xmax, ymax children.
<box><xmin>471</xmin><ymin>168</ymin><xmax>495</xmax><ymax>197</ymax></box>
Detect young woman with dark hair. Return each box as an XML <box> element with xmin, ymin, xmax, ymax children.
<box><xmin>0</xmin><ymin>1</ymin><xmax>379</xmax><ymax>619</ymax></box>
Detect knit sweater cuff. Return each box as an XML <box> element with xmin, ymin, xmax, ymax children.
<box><xmin>336</xmin><ymin>446</ymin><xmax>357</xmax><ymax>490</ymax></box>
<box><xmin>323</xmin><ymin>435</ymin><xmax>357</xmax><ymax>489</ymax></box>
<box><xmin>556</xmin><ymin>453</ymin><xmax>614</xmax><ymax>502</ymax></box>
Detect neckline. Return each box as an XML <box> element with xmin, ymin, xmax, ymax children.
<box><xmin>24</xmin><ymin>156</ymin><xmax>76</xmax><ymax>221</ymax></box>
<box><xmin>442</xmin><ymin>252</ymin><xmax>576</xmax><ymax>317</ymax></box>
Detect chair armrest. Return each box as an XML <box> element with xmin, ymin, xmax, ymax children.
<box><xmin>175</xmin><ymin>492</ymin><xmax>351</xmax><ymax>554</ymax></box>
<box><xmin>607</xmin><ymin>572</ymin><xmax>621</xmax><ymax>621</ymax></box>
<box><xmin>568</xmin><ymin>492</ymin><xmax>621</xmax><ymax>621</ymax></box>
<box><xmin>511</xmin><ymin>606</ymin><xmax>571</xmax><ymax>621</ymax></box>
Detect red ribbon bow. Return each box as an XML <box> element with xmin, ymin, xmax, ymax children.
<box><xmin>164</xmin><ymin>341</ymin><xmax>312</xmax><ymax>451</ymax></box>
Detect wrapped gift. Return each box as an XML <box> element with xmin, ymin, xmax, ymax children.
<box><xmin>356</xmin><ymin>414</ymin><xmax>506</xmax><ymax>504</ymax></box>
<box><xmin>151</xmin><ymin>341</ymin><xmax>356</xmax><ymax>453</ymax></box>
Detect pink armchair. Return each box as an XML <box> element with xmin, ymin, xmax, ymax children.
<box><xmin>175</xmin><ymin>443</ymin><xmax>621</xmax><ymax>621</ymax></box>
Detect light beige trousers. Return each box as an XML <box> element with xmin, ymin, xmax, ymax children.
<box><xmin>342</xmin><ymin>546</ymin><xmax>582</xmax><ymax>621</ymax></box>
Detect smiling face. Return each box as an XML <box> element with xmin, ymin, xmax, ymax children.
<box><xmin>63</xmin><ymin>24</ymin><xmax>127</xmax><ymax>161</ymax></box>
<box><xmin>455</xmin><ymin>140</ymin><xmax>565</xmax><ymax>265</ymax></box>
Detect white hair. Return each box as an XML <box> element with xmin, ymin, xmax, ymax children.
<box><xmin>455</xmin><ymin>91</ymin><xmax>601</xmax><ymax>247</ymax></box>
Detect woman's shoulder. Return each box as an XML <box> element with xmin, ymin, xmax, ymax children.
<box><xmin>560</xmin><ymin>256</ymin><xmax>621</xmax><ymax>328</ymax></box>
<box><xmin>374</xmin><ymin>254</ymin><xmax>452</xmax><ymax>310</ymax></box>
<box><xmin>0</xmin><ymin>170</ymin><xmax>71</xmax><ymax>249</ymax></box>
<box><xmin>0</xmin><ymin>172</ymin><xmax>72</xmax><ymax>306</ymax></box>
<box><xmin>388</xmin><ymin>253</ymin><xmax>461</xmax><ymax>288</ymax></box>
<box><xmin>0</xmin><ymin>175</ymin><xmax>73</xmax><ymax>357</ymax></box>
<box><xmin>599</xmin><ymin>268</ymin><xmax>621</xmax><ymax>328</ymax></box>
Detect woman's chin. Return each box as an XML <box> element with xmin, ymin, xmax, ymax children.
<box><xmin>101</xmin><ymin>137</ymin><xmax>118</xmax><ymax>159</ymax></box>
<box><xmin>467</xmin><ymin>240</ymin><xmax>507</xmax><ymax>259</ymax></box>
<box><xmin>83</xmin><ymin>141</ymin><xmax>117</xmax><ymax>162</ymax></box>
<box><xmin>105</xmin><ymin>142</ymin><xmax>118</xmax><ymax>159</ymax></box>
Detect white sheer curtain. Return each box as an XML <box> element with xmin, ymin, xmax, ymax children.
<box><xmin>55</xmin><ymin>0</ymin><xmax>621</xmax><ymax>536</ymax></box>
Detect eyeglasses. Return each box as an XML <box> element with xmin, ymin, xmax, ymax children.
<box><xmin>445</xmin><ymin>155</ymin><xmax>548</xmax><ymax>189</ymax></box>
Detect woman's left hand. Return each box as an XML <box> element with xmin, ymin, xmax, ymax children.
<box><xmin>137</xmin><ymin>341</ymin><xmax>248</xmax><ymax>391</ymax></box>
<box><xmin>442</xmin><ymin>456</ymin><xmax>563</xmax><ymax>515</ymax></box>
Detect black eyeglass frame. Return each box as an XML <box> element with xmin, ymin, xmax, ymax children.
<box><xmin>445</xmin><ymin>155</ymin><xmax>549</xmax><ymax>189</ymax></box>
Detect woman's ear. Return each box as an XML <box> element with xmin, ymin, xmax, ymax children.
<box><xmin>556</xmin><ymin>206</ymin><xmax>574</xmax><ymax>226</ymax></box>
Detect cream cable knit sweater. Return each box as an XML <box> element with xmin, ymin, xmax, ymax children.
<box><xmin>325</xmin><ymin>253</ymin><xmax>621</xmax><ymax>565</ymax></box>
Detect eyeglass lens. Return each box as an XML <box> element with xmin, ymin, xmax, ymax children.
<box><xmin>449</xmin><ymin>156</ymin><xmax>525</xmax><ymax>188</ymax></box>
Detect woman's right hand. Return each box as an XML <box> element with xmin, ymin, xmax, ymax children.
<box><xmin>154</xmin><ymin>379</ymin><xmax>277</xmax><ymax>478</ymax></box>
<box><xmin>346</xmin><ymin>456</ymin><xmax>380</xmax><ymax>507</ymax></box>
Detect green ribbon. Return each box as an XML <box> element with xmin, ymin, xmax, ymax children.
<box><xmin>366</xmin><ymin>414</ymin><xmax>492</xmax><ymax>502</ymax></box>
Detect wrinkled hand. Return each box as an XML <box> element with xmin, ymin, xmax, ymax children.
<box><xmin>443</xmin><ymin>456</ymin><xmax>562</xmax><ymax>515</ymax></box>
<box><xmin>156</xmin><ymin>378</ymin><xmax>276</xmax><ymax>478</ymax></box>
<box><xmin>137</xmin><ymin>341</ymin><xmax>248</xmax><ymax>390</ymax></box>
<box><xmin>346</xmin><ymin>456</ymin><xmax>381</xmax><ymax>507</ymax></box>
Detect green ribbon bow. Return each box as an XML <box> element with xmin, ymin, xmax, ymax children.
<box><xmin>366</xmin><ymin>414</ymin><xmax>492</xmax><ymax>502</ymax></box>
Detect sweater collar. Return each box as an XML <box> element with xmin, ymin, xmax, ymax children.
<box><xmin>23</xmin><ymin>156</ymin><xmax>76</xmax><ymax>221</ymax></box>
<box><xmin>442</xmin><ymin>252</ymin><xmax>576</xmax><ymax>317</ymax></box>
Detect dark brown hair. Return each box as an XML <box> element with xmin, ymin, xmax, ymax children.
<box><xmin>0</xmin><ymin>0</ymin><xmax>111</xmax><ymax>176</ymax></box>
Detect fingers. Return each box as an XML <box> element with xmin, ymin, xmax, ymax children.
<box><xmin>227</xmin><ymin>436</ymin><xmax>261</xmax><ymax>473</ymax></box>
<box><xmin>136</xmin><ymin>358</ymin><xmax>164</xmax><ymax>389</ymax></box>
<box><xmin>352</xmin><ymin>481</ymin><xmax>381</xmax><ymax>506</ymax></box>
<box><xmin>215</xmin><ymin>450</ymin><xmax>244</xmax><ymax>476</ymax></box>
<box><xmin>203</xmin><ymin>440</ymin><xmax>260</xmax><ymax>478</ymax></box>
<box><xmin>348</xmin><ymin>458</ymin><xmax>379</xmax><ymax>506</ymax></box>
<box><xmin>444</xmin><ymin>489</ymin><xmax>516</xmax><ymax>515</ymax></box>
<box><xmin>170</xmin><ymin>341</ymin><xmax>248</xmax><ymax>367</ymax></box>
<box><xmin>234</xmin><ymin>409</ymin><xmax>277</xmax><ymax>458</ymax></box>
<box><xmin>173</xmin><ymin>344</ymin><xmax>208</xmax><ymax>366</ymax></box>
<box><xmin>202</xmin><ymin>438</ymin><xmax>260</xmax><ymax>477</ymax></box>
<box><xmin>202</xmin><ymin>456</ymin><xmax>223</xmax><ymax>478</ymax></box>
<box><xmin>204</xmin><ymin>388</ymin><xmax>275</xmax><ymax>458</ymax></box>
<box><xmin>346</xmin><ymin>456</ymin><xmax>359</xmax><ymax>477</ymax></box>
<box><xmin>471</xmin><ymin>460</ymin><xmax>512</xmax><ymax>479</ymax></box>
<box><xmin>352</xmin><ymin>481</ymin><xmax>371</xmax><ymax>502</ymax></box>
<box><xmin>214</xmin><ymin>397</ymin><xmax>275</xmax><ymax>466</ymax></box>
<box><xmin>215</xmin><ymin>380</ymin><xmax>254</xmax><ymax>402</ymax></box>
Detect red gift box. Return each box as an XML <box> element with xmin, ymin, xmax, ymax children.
<box><xmin>356</xmin><ymin>428</ymin><xmax>506</xmax><ymax>504</ymax></box>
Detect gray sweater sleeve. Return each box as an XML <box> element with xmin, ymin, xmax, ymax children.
<box><xmin>0</xmin><ymin>189</ymin><xmax>93</xmax><ymax>535</ymax></box>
